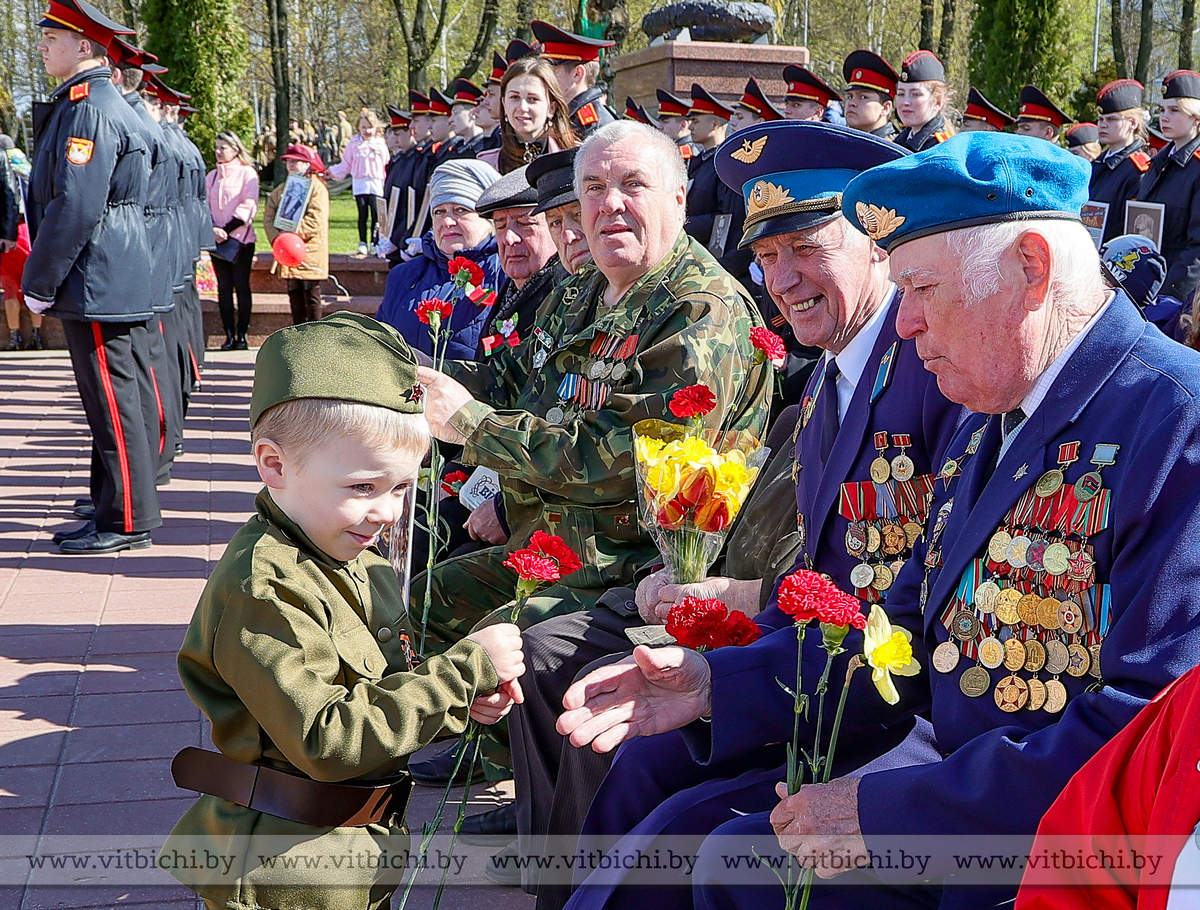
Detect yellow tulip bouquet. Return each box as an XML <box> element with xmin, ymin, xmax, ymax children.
<box><xmin>633</xmin><ymin>385</ymin><xmax>767</xmax><ymax>583</ymax></box>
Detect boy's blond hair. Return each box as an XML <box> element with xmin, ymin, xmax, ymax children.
<box><xmin>252</xmin><ymin>397</ymin><xmax>430</xmax><ymax>463</ymax></box>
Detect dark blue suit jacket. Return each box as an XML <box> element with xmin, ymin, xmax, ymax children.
<box><xmin>756</xmin><ymin>288</ymin><xmax>961</xmax><ymax>633</ymax></box>
<box><xmin>698</xmin><ymin>294</ymin><xmax>1200</xmax><ymax>890</ymax></box>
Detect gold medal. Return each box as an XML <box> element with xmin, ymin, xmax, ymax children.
<box><xmin>996</xmin><ymin>588</ymin><xmax>1022</xmax><ymax>625</ymax></box>
<box><xmin>1017</xmin><ymin>592</ymin><xmax>1042</xmax><ymax>627</ymax></box>
<box><xmin>845</xmin><ymin>523</ymin><xmax>867</xmax><ymax>556</ymax></box>
<box><xmin>1035</xmin><ymin>469</ymin><xmax>1064</xmax><ymax>498</ymax></box>
<box><xmin>881</xmin><ymin>523</ymin><xmax>907</xmax><ymax>556</ymax></box>
<box><xmin>850</xmin><ymin>563</ymin><xmax>876</xmax><ymax>588</ymax></box>
<box><xmin>1045</xmin><ymin>640</ymin><xmax>1070</xmax><ymax>675</ymax></box>
<box><xmin>988</xmin><ymin>530</ymin><xmax>1013</xmax><ymax>564</ymax></box>
<box><xmin>933</xmin><ymin>640</ymin><xmax>961</xmax><ymax>673</ymax></box>
<box><xmin>1042</xmin><ymin>543</ymin><xmax>1070</xmax><ymax>576</ymax></box>
<box><xmin>1023</xmin><ymin>639</ymin><xmax>1047</xmax><ymax>673</ymax></box>
<box><xmin>1044</xmin><ymin>678</ymin><xmax>1068</xmax><ymax>713</ymax></box>
<box><xmin>951</xmin><ymin>610</ymin><xmax>981</xmax><ymax>642</ymax></box>
<box><xmin>1066</xmin><ymin>548</ymin><xmax>1095</xmax><ymax>584</ymax></box>
<box><xmin>994</xmin><ymin>674</ymin><xmax>1029</xmax><ymax>712</ymax></box>
<box><xmin>904</xmin><ymin>521</ymin><xmax>923</xmax><ymax>548</ymax></box>
<box><xmin>1003</xmin><ymin>638</ymin><xmax>1027</xmax><ymax>672</ymax></box>
<box><xmin>1007</xmin><ymin>535</ymin><xmax>1031</xmax><ymax>569</ymax></box>
<box><xmin>1066</xmin><ymin>643</ymin><xmax>1091</xmax><ymax>677</ymax></box>
<box><xmin>870</xmin><ymin>456</ymin><xmax>892</xmax><ymax>484</ymax></box>
<box><xmin>865</xmin><ymin>525</ymin><xmax>882</xmax><ymax>554</ymax></box>
<box><xmin>1038</xmin><ymin>597</ymin><xmax>1063</xmax><ymax>631</ymax></box>
<box><xmin>1058</xmin><ymin>600</ymin><xmax>1082</xmax><ymax>634</ymax></box>
<box><xmin>891</xmin><ymin>453</ymin><xmax>915</xmax><ymax>482</ymax></box>
<box><xmin>978</xmin><ymin>636</ymin><xmax>1005</xmax><ymax>669</ymax></box>
<box><xmin>871</xmin><ymin>563</ymin><xmax>895</xmax><ymax>592</ymax></box>
<box><xmin>975</xmin><ymin>580</ymin><xmax>1000</xmax><ymax>614</ymax></box>
<box><xmin>959</xmin><ymin>665</ymin><xmax>991</xmax><ymax>698</ymax></box>
<box><xmin>1089</xmin><ymin>644</ymin><xmax>1102</xmax><ymax>678</ymax></box>
<box><xmin>1026</xmin><ymin>677</ymin><xmax>1048</xmax><ymax>710</ymax></box>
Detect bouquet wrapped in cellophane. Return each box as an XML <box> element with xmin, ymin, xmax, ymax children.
<box><xmin>633</xmin><ymin>385</ymin><xmax>767</xmax><ymax>584</ymax></box>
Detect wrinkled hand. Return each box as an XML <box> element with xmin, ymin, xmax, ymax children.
<box><xmin>212</xmin><ymin>227</ymin><xmax>229</xmax><ymax>243</ymax></box>
<box><xmin>469</xmin><ymin>679</ymin><xmax>523</xmax><ymax>724</ymax></box>
<box><xmin>649</xmin><ymin>576</ymin><xmax>762</xmax><ymax>625</ymax></box>
<box><xmin>635</xmin><ymin>568</ymin><xmax>672</xmax><ymax>624</ymax></box>
<box><xmin>465</xmin><ymin>498</ymin><xmax>508</xmax><ymax>545</ymax></box>
<box><xmin>416</xmin><ymin>366</ymin><xmax>474</xmax><ymax>444</ymax></box>
<box><xmin>466</xmin><ymin>622</ymin><xmax>525</xmax><ymax>690</ymax></box>
<box><xmin>557</xmin><ymin>645</ymin><xmax>712</xmax><ymax>753</ymax></box>
<box><xmin>770</xmin><ymin>777</ymin><xmax>867</xmax><ymax>880</ymax></box>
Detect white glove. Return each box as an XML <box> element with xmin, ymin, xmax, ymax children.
<box><xmin>749</xmin><ymin>261</ymin><xmax>764</xmax><ymax>286</ymax></box>
<box><xmin>400</xmin><ymin>237</ymin><xmax>423</xmax><ymax>262</ymax></box>
<box><xmin>24</xmin><ymin>294</ymin><xmax>53</xmax><ymax>315</ymax></box>
<box><xmin>374</xmin><ymin>237</ymin><xmax>397</xmax><ymax>258</ymax></box>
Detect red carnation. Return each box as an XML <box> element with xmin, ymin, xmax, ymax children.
<box><xmin>817</xmin><ymin>596</ymin><xmax>867</xmax><ymax>630</ymax></box>
<box><xmin>750</xmin><ymin>326</ymin><xmax>787</xmax><ymax>364</ymax></box>
<box><xmin>503</xmin><ymin>550</ymin><xmax>564</xmax><ymax>583</ymax></box>
<box><xmin>417</xmin><ymin>297</ymin><xmax>453</xmax><ymax>326</ymax></box>
<box><xmin>776</xmin><ymin>569</ymin><xmax>853</xmax><ymax>624</ymax></box>
<box><xmin>528</xmin><ymin>530</ymin><xmax>582</xmax><ymax>576</ymax></box>
<box><xmin>441</xmin><ymin>469</ymin><xmax>470</xmax><ymax>497</ymax></box>
<box><xmin>666</xmin><ymin>596</ymin><xmax>730</xmax><ymax>650</ymax></box>
<box><xmin>669</xmin><ymin>384</ymin><xmax>717</xmax><ymax>420</ymax></box>
<box><xmin>448</xmin><ymin>256</ymin><xmax>485</xmax><ymax>288</ymax></box>
<box><xmin>721</xmin><ymin>610</ymin><xmax>762</xmax><ymax>647</ymax></box>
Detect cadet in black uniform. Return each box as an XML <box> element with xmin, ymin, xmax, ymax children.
<box><xmin>530</xmin><ymin>20</ymin><xmax>615</xmax><ymax>138</ymax></box>
<box><xmin>960</xmin><ymin>86</ymin><xmax>1015</xmax><ymax>131</ymax></box>
<box><xmin>683</xmin><ymin>83</ymin><xmax>733</xmax><ymax>251</ymax></box>
<box><xmin>842</xmin><ymin>50</ymin><xmax>897</xmax><ymax>140</ymax></box>
<box><xmin>623</xmin><ymin>96</ymin><xmax>651</xmax><ymax>124</ymax></box>
<box><xmin>893</xmin><ymin>49</ymin><xmax>954</xmax><ymax>151</ymax></box>
<box><xmin>1135</xmin><ymin>69</ymin><xmax>1200</xmax><ymax>303</ymax></box>
<box><xmin>427</xmin><ymin>87</ymin><xmax>464</xmax><ymax>167</ymax></box>
<box><xmin>655</xmin><ymin>88</ymin><xmax>700</xmax><ymax>160</ymax></box>
<box><xmin>381</xmin><ymin>106</ymin><xmax>417</xmax><ymax>259</ymax></box>
<box><xmin>1066</xmin><ymin>122</ymin><xmax>1102</xmax><ymax>160</ymax></box>
<box><xmin>24</xmin><ymin>0</ymin><xmax>160</xmax><ymax>554</ymax></box>
<box><xmin>450</xmin><ymin>79</ymin><xmax>489</xmax><ymax>157</ymax></box>
<box><xmin>1015</xmin><ymin>83</ymin><xmax>1073</xmax><ymax>142</ymax></box>
<box><xmin>1092</xmin><ymin>79</ymin><xmax>1151</xmax><ymax>244</ymax></box>
<box><xmin>781</xmin><ymin>65</ymin><xmax>840</xmax><ymax>122</ymax></box>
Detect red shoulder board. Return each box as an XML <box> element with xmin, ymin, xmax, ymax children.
<box><xmin>1194</xmin><ymin>148</ymin><xmax>1200</xmax><ymax>162</ymax></box>
<box><xmin>680</xmin><ymin>144</ymin><xmax>693</xmax><ymax>159</ymax></box>
<box><xmin>934</xmin><ymin>129</ymin><xmax>953</xmax><ymax>143</ymax></box>
<box><xmin>69</xmin><ymin>82</ymin><xmax>90</xmax><ymax>102</ymax></box>
<box><xmin>1131</xmin><ymin>151</ymin><xmax>1151</xmax><ymax>172</ymax></box>
<box><xmin>577</xmin><ymin>103</ymin><xmax>599</xmax><ymax>126</ymax></box>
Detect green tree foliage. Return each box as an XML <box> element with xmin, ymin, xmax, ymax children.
<box><xmin>1070</xmin><ymin>56</ymin><xmax>1119</xmax><ymax>122</ymax></box>
<box><xmin>142</xmin><ymin>0</ymin><xmax>254</xmax><ymax>163</ymax></box>
<box><xmin>969</xmin><ymin>0</ymin><xmax>1076</xmax><ymax>113</ymax></box>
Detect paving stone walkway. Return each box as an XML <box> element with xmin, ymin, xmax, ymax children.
<box><xmin>0</xmin><ymin>352</ymin><xmax>531</xmax><ymax>910</ymax></box>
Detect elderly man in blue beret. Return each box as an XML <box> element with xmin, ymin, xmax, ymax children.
<box><xmin>558</xmin><ymin>132</ymin><xmax>1200</xmax><ymax>909</ymax></box>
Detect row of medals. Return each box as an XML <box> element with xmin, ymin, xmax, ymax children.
<box><xmin>544</xmin><ymin>359</ymin><xmax>629</xmax><ymax>426</ymax></box>
<box><xmin>932</xmin><ymin>460</ymin><xmax>1104</xmax><ymax>715</ymax></box>
<box><xmin>845</xmin><ymin>449</ymin><xmax>923</xmax><ymax>593</ymax></box>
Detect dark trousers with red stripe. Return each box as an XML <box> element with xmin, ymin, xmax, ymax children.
<box><xmin>62</xmin><ymin>318</ymin><xmax>162</xmax><ymax>535</ymax></box>
<box><xmin>130</xmin><ymin>317</ymin><xmax>179</xmax><ymax>483</ymax></box>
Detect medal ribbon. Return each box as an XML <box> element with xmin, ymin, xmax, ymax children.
<box><xmin>839</xmin><ymin>482</ymin><xmax>867</xmax><ymax>521</ymax></box>
<box><xmin>616</xmin><ymin>335</ymin><xmax>639</xmax><ymax>359</ymax></box>
<box><xmin>873</xmin><ymin>482</ymin><xmax>898</xmax><ymax>520</ymax></box>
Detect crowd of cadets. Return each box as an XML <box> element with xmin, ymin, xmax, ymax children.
<box><xmin>379</xmin><ymin>29</ymin><xmax>1200</xmax><ymax>323</ymax></box>
<box><xmin>21</xmin><ymin>0</ymin><xmax>210</xmax><ymax>554</ymax></box>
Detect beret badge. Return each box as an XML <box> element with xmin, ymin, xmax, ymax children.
<box><xmin>856</xmin><ymin>202</ymin><xmax>906</xmax><ymax>240</ymax></box>
<box><xmin>730</xmin><ymin>135</ymin><xmax>768</xmax><ymax>164</ymax></box>
<box><xmin>748</xmin><ymin>180</ymin><xmax>796</xmax><ymax>217</ymax></box>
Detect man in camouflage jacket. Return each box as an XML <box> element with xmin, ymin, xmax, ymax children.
<box><xmin>415</xmin><ymin>120</ymin><xmax>772</xmax><ymax>649</ymax></box>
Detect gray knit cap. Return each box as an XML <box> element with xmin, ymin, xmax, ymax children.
<box><xmin>428</xmin><ymin>158</ymin><xmax>501</xmax><ymax>211</ymax></box>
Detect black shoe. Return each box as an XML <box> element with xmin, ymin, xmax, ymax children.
<box><xmin>458</xmin><ymin>803</ymin><xmax>517</xmax><ymax>845</ymax></box>
<box><xmin>5</xmin><ymin>331</ymin><xmax>22</xmax><ymax>351</ymax></box>
<box><xmin>72</xmin><ymin>503</ymin><xmax>96</xmax><ymax>520</ymax></box>
<box><xmin>484</xmin><ymin>844</ymin><xmax>523</xmax><ymax>887</ymax></box>
<box><xmin>409</xmin><ymin>740</ymin><xmax>486</xmax><ymax>787</ymax></box>
<box><xmin>232</xmin><ymin>335</ymin><xmax>248</xmax><ymax>350</ymax></box>
<box><xmin>174</xmin><ymin>442</ymin><xmax>185</xmax><ymax>457</ymax></box>
<box><xmin>58</xmin><ymin>529</ymin><xmax>152</xmax><ymax>554</ymax></box>
<box><xmin>219</xmin><ymin>333</ymin><xmax>236</xmax><ymax>351</ymax></box>
<box><xmin>27</xmin><ymin>329</ymin><xmax>44</xmax><ymax>351</ymax></box>
<box><xmin>73</xmin><ymin>497</ymin><xmax>92</xmax><ymax>507</ymax></box>
<box><xmin>52</xmin><ymin>520</ymin><xmax>95</xmax><ymax>543</ymax></box>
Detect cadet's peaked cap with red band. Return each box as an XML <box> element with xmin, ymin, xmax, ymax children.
<box><xmin>899</xmin><ymin>49</ymin><xmax>945</xmax><ymax>83</ymax></box>
<box><xmin>1097</xmin><ymin>79</ymin><xmax>1144</xmax><ymax>114</ymax></box>
<box><xmin>107</xmin><ymin>36</ymin><xmax>156</xmax><ymax>69</ymax></box>
<box><xmin>963</xmin><ymin>87</ymin><xmax>1015</xmax><ymax>130</ymax></box>
<box><xmin>688</xmin><ymin>83</ymin><xmax>733</xmax><ymax>120</ymax></box>
<box><xmin>40</xmin><ymin>0</ymin><xmax>132</xmax><ymax>46</ymax></box>
<box><xmin>656</xmin><ymin>88</ymin><xmax>691</xmax><ymax>118</ymax></box>
<box><xmin>735</xmin><ymin>77</ymin><xmax>784</xmax><ymax>121</ymax></box>
<box><xmin>451</xmin><ymin>78</ymin><xmax>483</xmax><ymax>106</ymax></box>
<box><xmin>843</xmin><ymin>50</ymin><xmax>898</xmax><ymax>97</ymax></box>
<box><xmin>1018</xmin><ymin>84</ymin><xmax>1072</xmax><ymax>126</ymax></box>
<box><xmin>624</xmin><ymin>97</ymin><xmax>651</xmax><ymax>124</ymax></box>
<box><xmin>1163</xmin><ymin>70</ymin><xmax>1200</xmax><ymax>100</ymax></box>
<box><xmin>782</xmin><ymin>65</ymin><xmax>841</xmax><ymax>106</ymax></box>
<box><xmin>408</xmin><ymin>89</ymin><xmax>430</xmax><ymax>115</ymax></box>
<box><xmin>530</xmin><ymin>20</ymin><xmax>613</xmax><ymax>63</ymax></box>
<box><xmin>427</xmin><ymin>87</ymin><xmax>452</xmax><ymax>116</ymax></box>
<box><xmin>387</xmin><ymin>105</ymin><xmax>412</xmax><ymax>128</ymax></box>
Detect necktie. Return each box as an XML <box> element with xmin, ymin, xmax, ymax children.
<box><xmin>819</xmin><ymin>359</ymin><xmax>841</xmax><ymax>464</ymax></box>
<box><xmin>1002</xmin><ymin>406</ymin><xmax>1027</xmax><ymax>439</ymax></box>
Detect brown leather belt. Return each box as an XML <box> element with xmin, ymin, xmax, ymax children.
<box><xmin>171</xmin><ymin>747</ymin><xmax>412</xmax><ymax>828</ymax></box>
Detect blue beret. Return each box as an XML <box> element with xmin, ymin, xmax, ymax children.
<box><xmin>715</xmin><ymin>121</ymin><xmax>908</xmax><ymax>248</ymax></box>
<box><xmin>840</xmin><ymin>132</ymin><xmax>1090</xmax><ymax>251</ymax></box>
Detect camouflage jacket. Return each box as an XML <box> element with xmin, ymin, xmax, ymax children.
<box><xmin>448</xmin><ymin>231</ymin><xmax>772</xmax><ymax>588</ymax></box>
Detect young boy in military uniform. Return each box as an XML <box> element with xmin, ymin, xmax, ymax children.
<box><xmin>162</xmin><ymin>312</ymin><xmax>525</xmax><ymax>910</ymax></box>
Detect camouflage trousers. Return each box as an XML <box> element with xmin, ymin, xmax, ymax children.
<box><xmin>410</xmin><ymin>545</ymin><xmax>608</xmax><ymax>776</ymax></box>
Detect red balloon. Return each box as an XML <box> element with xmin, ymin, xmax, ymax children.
<box><xmin>272</xmin><ymin>232</ymin><xmax>307</xmax><ymax>268</ymax></box>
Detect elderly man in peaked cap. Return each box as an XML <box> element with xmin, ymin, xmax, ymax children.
<box><xmin>558</xmin><ymin>132</ymin><xmax>1200</xmax><ymax>909</ymax></box>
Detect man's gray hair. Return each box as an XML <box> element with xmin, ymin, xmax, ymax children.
<box><xmin>945</xmin><ymin>219</ymin><xmax>1104</xmax><ymax>316</ymax></box>
<box><xmin>574</xmin><ymin>120</ymin><xmax>689</xmax><ymax>202</ymax></box>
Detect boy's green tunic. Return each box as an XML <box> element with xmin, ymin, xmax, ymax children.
<box><xmin>163</xmin><ymin>490</ymin><xmax>498</xmax><ymax>910</ymax></box>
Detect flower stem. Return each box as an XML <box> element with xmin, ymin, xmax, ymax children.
<box><xmin>822</xmin><ymin>656</ymin><xmax>863</xmax><ymax>784</ymax></box>
<box><xmin>808</xmin><ymin>650</ymin><xmax>836</xmax><ymax>780</ymax></box>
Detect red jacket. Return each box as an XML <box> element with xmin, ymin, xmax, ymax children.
<box><xmin>1017</xmin><ymin>663</ymin><xmax>1200</xmax><ymax>910</ymax></box>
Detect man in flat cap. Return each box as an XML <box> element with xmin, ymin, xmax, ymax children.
<box><xmin>25</xmin><ymin>0</ymin><xmax>161</xmax><ymax>554</ymax></box>
<box><xmin>842</xmin><ymin>50</ymin><xmax>897</xmax><ymax>139</ymax></box>
<box><xmin>560</xmin><ymin>131</ymin><xmax>1200</xmax><ymax>909</ymax></box>
<box><xmin>532</xmin><ymin>20</ymin><xmax>616</xmax><ymax>138</ymax></box>
<box><xmin>1016</xmin><ymin>84</ymin><xmax>1073</xmax><ymax>141</ymax></box>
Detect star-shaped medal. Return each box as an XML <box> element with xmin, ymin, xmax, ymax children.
<box><xmin>1013</xmin><ymin>464</ymin><xmax>1028</xmax><ymax>481</ymax></box>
